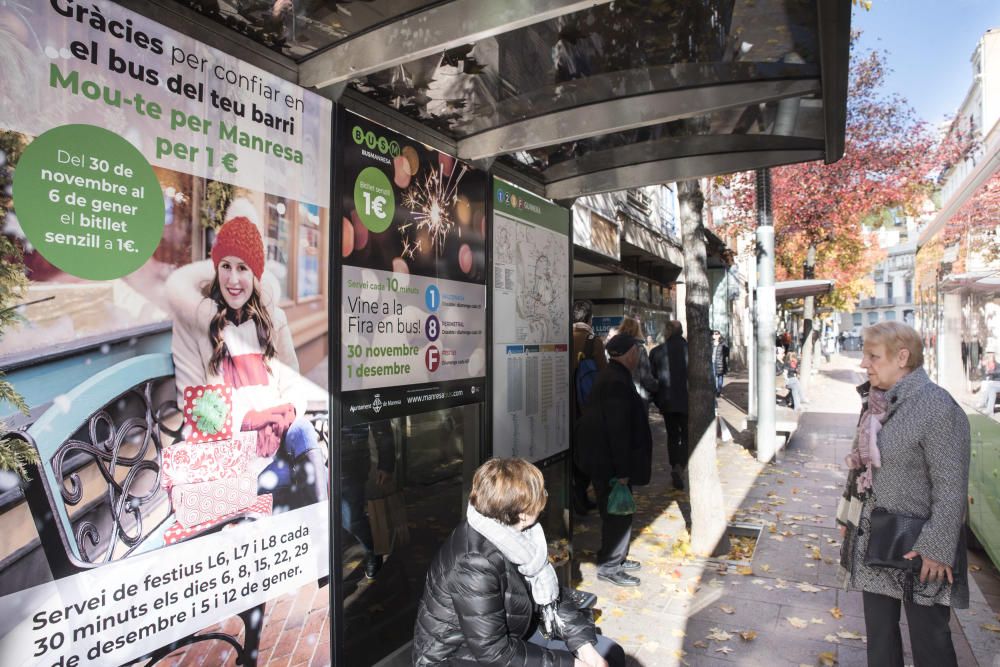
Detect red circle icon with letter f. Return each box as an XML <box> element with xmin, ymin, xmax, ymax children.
<box><xmin>425</xmin><ymin>345</ymin><xmax>440</xmax><ymax>372</ymax></box>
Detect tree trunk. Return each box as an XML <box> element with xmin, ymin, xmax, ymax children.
<box><xmin>799</xmin><ymin>244</ymin><xmax>816</xmax><ymax>391</ymax></box>
<box><xmin>679</xmin><ymin>179</ymin><xmax>729</xmax><ymax>557</ymax></box>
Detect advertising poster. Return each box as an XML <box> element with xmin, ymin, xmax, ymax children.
<box><xmin>490</xmin><ymin>180</ymin><xmax>571</xmax><ymax>462</ymax></box>
<box><xmin>339</xmin><ymin>113</ymin><xmax>487</xmax><ymax>425</ymax></box>
<box><xmin>0</xmin><ymin>3</ymin><xmax>332</xmax><ymax>666</ymax></box>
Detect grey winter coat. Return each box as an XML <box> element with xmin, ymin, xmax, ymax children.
<box><xmin>838</xmin><ymin>368</ymin><xmax>971</xmax><ymax>608</ymax></box>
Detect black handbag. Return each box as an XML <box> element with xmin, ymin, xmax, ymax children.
<box><xmin>864</xmin><ymin>507</ymin><xmax>925</xmax><ymax>601</ymax></box>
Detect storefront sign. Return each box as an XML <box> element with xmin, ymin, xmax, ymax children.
<box><xmin>491</xmin><ymin>179</ymin><xmax>571</xmax><ymax>462</ymax></box>
<box><xmin>339</xmin><ymin>113</ymin><xmax>487</xmax><ymax>424</ymax></box>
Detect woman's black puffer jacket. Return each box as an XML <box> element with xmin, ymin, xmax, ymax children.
<box><xmin>412</xmin><ymin>520</ymin><xmax>596</xmax><ymax>666</ymax></box>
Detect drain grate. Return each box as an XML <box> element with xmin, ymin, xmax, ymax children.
<box><xmin>707</xmin><ymin>523</ymin><xmax>763</xmax><ymax>570</ymax></box>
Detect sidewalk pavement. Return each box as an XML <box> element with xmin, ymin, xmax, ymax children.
<box><xmin>573</xmin><ymin>353</ymin><xmax>1000</xmax><ymax>666</ymax></box>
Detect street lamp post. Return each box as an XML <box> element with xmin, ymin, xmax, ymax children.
<box><xmin>755</xmin><ymin>169</ymin><xmax>776</xmax><ymax>462</ymax></box>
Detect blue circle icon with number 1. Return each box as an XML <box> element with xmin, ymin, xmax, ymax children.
<box><xmin>425</xmin><ymin>284</ymin><xmax>440</xmax><ymax>312</ymax></box>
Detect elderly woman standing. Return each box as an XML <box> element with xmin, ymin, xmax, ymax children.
<box><xmin>837</xmin><ymin>322</ymin><xmax>970</xmax><ymax>667</ymax></box>
<box><xmin>413</xmin><ymin>458</ymin><xmax>624</xmax><ymax>666</ymax></box>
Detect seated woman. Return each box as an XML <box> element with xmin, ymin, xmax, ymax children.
<box><xmin>167</xmin><ymin>215</ymin><xmax>327</xmax><ymax>510</ymax></box>
<box><xmin>413</xmin><ymin>458</ymin><xmax>624</xmax><ymax>667</ymax></box>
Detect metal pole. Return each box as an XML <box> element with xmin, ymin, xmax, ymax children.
<box><xmin>755</xmin><ymin>169</ymin><xmax>776</xmax><ymax>462</ymax></box>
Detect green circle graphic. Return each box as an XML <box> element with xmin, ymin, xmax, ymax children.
<box><xmin>13</xmin><ymin>124</ymin><xmax>165</xmax><ymax>281</ymax></box>
<box><xmin>353</xmin><ymin>166</ymin><xmax>395</xmax><ymax>233</ymax></box>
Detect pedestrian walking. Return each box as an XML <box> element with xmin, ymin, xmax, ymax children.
<box><xmin>711</xmin><ymin>330</ymin><xmax>729</xmax><ymax>397</ymax></box>
<box><xmin>413</xmin><ymin>458</ymin><xmax>625</xmax><ymax>666</ymax></box>
<box><xmin>836</xmin><ymin>322</ymin><xmax>970</xmax><ymax>667</ymax></box>
<box><xmin>975</xmin><ymin>348</ymin><xmax>1000</xmax><ymax>414</ymax></box>
<box><xmin>650</xmin><ymin>321</ymin><xmax>688</xmax><ymax>490</ymax></box>
<box><xmin>571</xmin><ymin>300</ymin><xmax>608</xmax><ymax>515</ymax></box>
<box><xmin>574</xmin><ymin>334</ymin><xmax>653</xmax><ymax>587</ymax></box>
<box><xmin>617</xmin><ymin>316</ymin><xmax>658</xmax><ymax>409</ymax></box>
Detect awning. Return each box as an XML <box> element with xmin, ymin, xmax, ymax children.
<box><xmin>139</xmin><ymin>0</ymin><xmax>850</xmax><ymax>198</ymax></box>
<box><xmin>774</xmin><ymin>279</ymin><xmax>834</xmax><ymax>300</ymax></box>
<box><xmin>939</xmin><ymin>271</ymin><xmax>1000</xmax><ymax>293</ymax></box>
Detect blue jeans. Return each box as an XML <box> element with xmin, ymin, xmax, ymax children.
<box><xmin>257</xmin><ymin>416</ymin><xmax>324</xmax><ymax>503</ymax></box>
<box><xmin>527</xmin><ymin>629</ymin><xmax>626</xmax><ymax>667</ymax></box>
<box><xmin>786</xmin><ymin>377</ymin><xmax>804</xmax><ymax>412</ymax></box>
<box><xmin>978</xmin><ymin>381</ymin><xmax>1000</xmax><ymax>413</ymax></box>
<box><xmin>714</xmin><ymin>373</ymin><xmax>724</xmax><ymax>396</ymax></box>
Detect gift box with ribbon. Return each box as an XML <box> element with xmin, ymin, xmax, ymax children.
<box><xmin>164</xmin><ymin>494</ymin><xmax>274</xmax><ymax>545</ymax></box>
<box><xmin>183</xmin><ymin>384</ymin><xmax>233</xmax><ymax>443</ymax></box>
<box><xmin>161</xmin><ymin>431</ymin><xmax>256</xmax><ymax>487</ymax></box>
<box><xmin>171</xmin><ymin>472</ymin><xmax>258</xmax><ymax>528</ymax></box>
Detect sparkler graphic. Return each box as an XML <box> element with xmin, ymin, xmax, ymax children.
<box><xmin>400</xmin><ymin>161</ymin><xmax>469</xmax><ymax>257</ymax></box>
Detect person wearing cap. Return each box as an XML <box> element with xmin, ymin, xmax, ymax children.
<box><xmin>166</xmin><ymin>216</ymin><xmax>327</xmax><ymax>509</ymax></box>
<box><xmin>573</xmin><ymin>333</ymin><xmax>653</xmax><ymax>587</ymax></box>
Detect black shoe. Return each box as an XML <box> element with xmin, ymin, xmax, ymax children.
<box><xmin>364</xmin><ymin>553</ymin><xmax>383</xmax><ymax>579</ymax></box>
<box><xmin>671</xmin><ymin>470</ymin><xmax>685</xmax><ymax>491</ymax></box>
<box><xmin>620</xmin><ymin>559</ymin><xmax>641</xmax><ymax>571</ymax></box>
<box><xmin>597</xmin><ymin>570</ymin><xmax>640</xmax><ymax>587</ymax></box>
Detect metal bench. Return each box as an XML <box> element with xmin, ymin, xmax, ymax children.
<box><xmin>9</xmin><ymin>353</ymin><xmax>265</xmax><ymax>666</ymax></box>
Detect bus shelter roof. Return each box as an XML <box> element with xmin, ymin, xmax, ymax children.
<box><xmin>774</xmin><ymin>279</ymin><xmax>834</xmax><ymax>301</ymax></box>
<box><xmin>144</xmin><ymin>0</ymin><xmax>850</xmax><ymax>198</ymax></box>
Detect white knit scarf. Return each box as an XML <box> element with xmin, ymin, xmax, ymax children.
<box><xmin>466</xmin><ymin>504</ymin><xmax>560</xmax><ymax>607</ymax></box>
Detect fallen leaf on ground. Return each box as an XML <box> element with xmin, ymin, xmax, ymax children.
<box><xmin>829</xmin><ymin>607</ymin><xmax>844</xmax><ymax>620</ymax></box>
<box><xmin>761</xmin><ymin>564</ymin><xmax>772</xmax><ymax>572</ymax></box>
<box><xmin>715</xmin><ymin>646</ymin><xmax>734</xmax><ymax>655</ymax></box>
<box><xmin>818</xmin><ymin>651</ymin><xmax>838</xmax><ymax>666</ymax></box>
<box><xmin>707</xmin><ymin>628</ymin><xmax>733</xmax><ymax>642</ymax></box>
<box><xmin>970</xmin><ymin>565</ymin><xmax>982</xmax><ymax>572</ymax></box>
<box><xmin>836</xmin><ymin>630</ymin><xmax>865</xmax><ymax>640</ymax></box>
<box><xmin>824</xmin><ymin>634</ymin><xmax>841</xmax><ymax>644</ymax></box>
<box><xmin>809</xmin><ymin>546</ymin><xmax>823</xmax><ymax>560</ymax></box>
<box><xmin>693</xmin><ymin>640</ymin><xmax>708</xmax><ymax>649</ymax></box>
<box><xmin>786</xmin><ymin>617</ymin><xmax>809</xmax><ymax>629</ymax></box>
<box><xmin>981</xmin><ymin>623</ymin><xmax>1000</xmax><ymax>633</ymax></box>
<box><xmin>642</xmin><ymin>641</ymin><xmax>660</xmax><ymax>653</ymax></box>
<box><xmin>672</xmin><ymin>628</ymin><xmax>685</xmax><ymax>638</ymax></box>
<box><xmin>798</xmin><ymin>583</ymin><xmax>822</xmax><ymax>593</ymax></box>
<box><xmin>739</xmin><ymin>630</ymin><xmax>758</xmax><ymax>641</ymax></box>
<box><xmin>736</xmin><ymin>565</ymin><xmax>754</xmax><ymax>575</ymax></box>
<box><xmin>810</xmin><ymin>618</ymin><xmax>825</xmax><ymax>625</ymax></box>
<box><xmin>719</xmin><ymin>604</ymin><xmax>735</xmax><ymax>614</ymax></box>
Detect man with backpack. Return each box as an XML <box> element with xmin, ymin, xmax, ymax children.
<box><xmin>571</xmin><ymin>300</ymin><xmax>607</xmax><ymax>515</ymax></box>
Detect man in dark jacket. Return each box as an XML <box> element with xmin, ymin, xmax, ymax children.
<box><xmin>575</xmin><ymin>334</ymin><xmax>653</xmax><ymax>587</ymax></box>
<box><xmin>571</xmin><ymin>300</ymin><xmax>606</xmax><ymax>515</ymax></box>
<box><xmin>650</xmin><ymin>321</ymin><xmax>689</xmax><ymax>490</ymax></box>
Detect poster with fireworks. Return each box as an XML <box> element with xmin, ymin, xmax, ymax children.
<box><xmin>339</xmin><ymin>113</ymin><xmax>487</xmax><ymax>424</ymax></box>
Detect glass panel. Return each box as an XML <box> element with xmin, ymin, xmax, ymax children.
<box><xmin>297</xmin><ymin>202</ymin><xmax>322</xmax><ymax>299</ymax></box>
<box><xmin>166</xmin><ymin>0</ymin><xmax>440</xmax><ymax>60</ymax></box>
<box><xmin>342</xmin><ymin>404</ymin><xmax>480</xmax><ymax>667</ymax></box>
<box><xmin>345</xmin><ymin>0</ymin><xmax>821</xmax><ymax>138</ymax></box>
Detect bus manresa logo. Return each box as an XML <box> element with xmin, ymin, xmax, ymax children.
<box><xmin>351</xmin><ymin>126</ymin><xmax>401</xmax><ymax>157</ymax></box>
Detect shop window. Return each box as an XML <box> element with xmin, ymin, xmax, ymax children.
<box><xmin>266</xmin><ymin>197</ymin><xmax>294</xmax><ymax>302</ymax></box>
<box><xmin>297</xmin><ymin>204</ymin><xmax>322</xmax><ymax>300</ymax></box>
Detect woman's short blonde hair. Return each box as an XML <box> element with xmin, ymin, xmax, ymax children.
<box><xmin>470</xmin><ymin>458</ymin><xmax>547</xmax><ymax>526</ymax></box>
<box><xmin>618</xmin><ymin>316</ymin><xmax>641</xmax><ymax>339</ymax></box>
<box><xmin>862</xmin><ymin>321</ymin><xmax>924</xmax><ymax>369</ymax></box>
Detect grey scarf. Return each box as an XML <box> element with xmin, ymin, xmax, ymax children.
<box><xmin>466</xmin><ymin>503</ymin><xmax>570</xmax><ymax>637</ymax></box>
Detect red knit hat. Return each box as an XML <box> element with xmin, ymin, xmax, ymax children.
<box><xmin>212</xmin><ymin>217</ymin><xmax>265</xmax><ymax>280</ymax></box>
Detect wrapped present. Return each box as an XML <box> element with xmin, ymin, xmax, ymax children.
<box><xmin>161</xmin><ymin>431</ymin><xmax>256</xmax><ymax>487</ymax></box>
<box><xmin>171</xmin><ymin>472</ymin><xmax>257</xmax><ymax>528</ymax></box>
<box><xmin>183</xmin><ymin>384</ymin><xmax>233</xmax><ymax>443</ymax></box>
<box><xmin>164</xmin><ymin>494</ymin><xmax>273</xmax><ymax>545</ymax></box>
